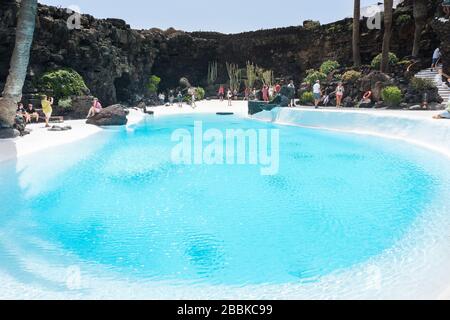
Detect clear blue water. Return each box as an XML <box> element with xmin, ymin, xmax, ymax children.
<box><xmin>0</xmin><ymin>114</ymin><xmax>445</xmax><ymax>286</ymax></box>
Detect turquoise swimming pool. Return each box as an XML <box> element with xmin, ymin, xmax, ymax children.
<box><xmin>1</xmin><ymin>114</ymin><xmax>450</xmax><ymax>297</ymax></box>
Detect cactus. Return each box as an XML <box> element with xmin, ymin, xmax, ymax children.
<box><xmin>207</xmin><ymin>61</ymin><xmax>218</xmax><ymax>85</ymax></box>
<box><xmin>226</xmin><ymin>62</ymin><xmax>242</xmax><ymax>92</ymax></box>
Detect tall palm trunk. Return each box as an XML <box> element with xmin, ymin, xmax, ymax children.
<box><xmin>380</xmin><ymin>0</ymin><xmax>394</xmax><ymax>73</ymax></box>
<box><xmin>353</xmin><ymin>0</ymin><xmax>361</xmax><ymax>67</ymax></box>
<box><xmin>412</xmin><ymin>0</ymin><xmax>427</xmax><ymax>57</ymax></box>
<box><xmin>0</xmin><ymin>0</ymin><xmax>38</xmax><ymax>128</ymax></box>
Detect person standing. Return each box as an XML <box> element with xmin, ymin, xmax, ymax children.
<box><xmin>275</xmin><ymin>83</ymin><xmax>281</xmax><ymax>95</ymax></box>
<box><xmin>218</xmin><ymin>85</ymin><xmax>225</xmax><ymax>102</ymax></box>
<box><xmin>432</xmin><ymin>48</ymin><xmax>441</xmax><ymax>71</ymax></box>
<box><xmin>191</xmin><ymin>90</ymin><xmax>197</xmax><ymax>109</ymax></box>
<box><xmin>244</xmin><ymin>87</ymin><xmax>250</xmax><ymax>101</ymax></box>
<box><xmin>287</xmin><ymin>80</ymin><xmax>296</xmax><ymax>107</ymax></box>
<box><xmin>227</xmin><ymin>89</ymin><xmax>233</xmax><ymax>106</ymax></box>
<box><xmin>169</xmin><ymin>90</ymin><xmax>175</xmax><ymax>106</ymax></box>
<box><xmin>41</xmin><ymin>95</ymin><xmax>53</xmax><ymax>128</ymax></box>
<box><xmin>262</xmin><ymin>85</ymin><xmax>269</xmax><ymax>102</ymax></box>
<box><xmin>335</xmin><ymin>82</ymin><xmax>345</xmax><ymax>108</ymax></box>
<box><xmin>177</xmin><ymin>91</ymin><xmax>183</xmax><ymax>108</ymax></box>
<box><xmin>313</xmin><ymin>80</ymin><xmax>322</xmax><ymax>109</ymax></box>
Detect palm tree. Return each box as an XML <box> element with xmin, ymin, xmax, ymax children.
<box><xmin>380</xmin><ymin>0</ymin><xmax>394</xmax><ymax>73</ymax></box>
<box><xmin>353</xmin><ymin>0</ymin><xmax>361</xmax><ymax>67</ymax></box>
<box><xmin>0</xmin><ymin>0</ymin><xmax>38</xmax><ymax>132</ymax></box>
<box><xmin>412</xmin><ymin>0</ymin><xmax>427</xmax><ymax>57</ymax></box>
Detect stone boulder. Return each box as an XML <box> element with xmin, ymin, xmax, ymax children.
<box><xmin>0</xmin><ymin>128</ymin><xmax>20</xmax><ymax>139</ymax></box>
<box><xmin>358</xmin><ymin>72</ymin><xmax>393</xmax><ymax>101</ymax></box>
<box><xmin>86</xmin><ymin>104</ymin><xmax>128</xmax><ymax>126</ymax></box>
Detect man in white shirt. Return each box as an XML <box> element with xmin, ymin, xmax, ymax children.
<box><xmin>313</xmin><ymin>80</ymin><xmax>321</xmax><ymax>109</ymax></box>
<box><xmin>432</xmin><ymin>48</ymin><xmax>441</xmax><ymax>71</ymax></box>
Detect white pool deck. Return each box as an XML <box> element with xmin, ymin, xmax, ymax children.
<box><xmin>1</xmin><ymin>100</ymin><xmax>450</xmax><ymax>299</ymax></box>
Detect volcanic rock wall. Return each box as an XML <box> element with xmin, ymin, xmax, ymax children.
<box><xmin>0</xmin><ymin>0</ymin><xmax>442</xmax><ymax>105</ymax></box>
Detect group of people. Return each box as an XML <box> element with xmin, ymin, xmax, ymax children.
<box><xmin>16</xmin><ymin>96</ymin><xmax>104</xmax><ymax>128</ymax></box>
<box><xmin>310</xmin><ymin>80</ymin><xmax>346</xmax><ymax>109</ymax></box>
<box><xmin>217</xmin><ymin>80</ymin><xmax>296</xmax><ymax>107</ymax></box>
<box><xmin>16</xmin><ymin>95</ymin><xmax>54</xmax><ymax>128</ymax></box>
<box><xmin>158</xmin><ymin>91</ymin><xmax>187</xmax><ymax>108</ymax></box>
<box><xmin>218</xmin><ymin>86</ymin><xmax>237</xmax><ymax>106</ymax></box>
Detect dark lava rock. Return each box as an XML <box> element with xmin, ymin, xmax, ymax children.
<box><xmin>86</xmin><ymin>104</ymin><xmax>128</xmax><ymax>126</ymax></box>
<box><xmin>0</xmin><ymin>128</ymin><xmax>20</xmax><ymax>139</ymax></box>
<box><xmin>0</xmin><ymin>1</ymin><xmax>442</xmax><ymax>107</ymax></box>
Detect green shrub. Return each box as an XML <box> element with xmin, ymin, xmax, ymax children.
<box><xmin>320</xmin><ymin>60</ymin><xmax>340</xmax><ymax>75</ymax></box>
<box><xmin>396</xmin><ymin>14</ymin><xmax>412</xmax><ymax>25</ymax></box>
<box><xmin>382</xmin><ymin>86</ymin><xmax>402</xmax><ymax>106</ymax></box>
<box><xmin>39</xmin><ymin>69</ymin><xmax>88</xmax><ymax>100</ymax></box>
<box><xmin>304</xmin><ymin>70</ymin><xmax>327</xmax><ymax>85</ymax></box>
<box><xmin>410</xmin><ymin>77</ymin><xmax>437</xmax><ymax>91</ymax></box>
<box><xmin>303</xmin><ymin>20</ymin><xmax>321</xmax><ymax>30</ymax></box>
<box><xmin>371</xmin><ymin>52</ymin><xmax>399</xmax><ymax>69</ymax></box>
<box><xmin>342</xmin><ymin>70</ymin><xmax>362</xmax><ymax>82</ymax></box>
<box><xmin>195</xmin><ymin>87</ymin><xmax>206</xmax><ymax>100</ymax></box>
<box><xmin>300</xmin><ymin>91</ymin><xmax>314</xmax><ymax>105</ymax></box>
<box><xmin>147</xmin><ymin>75</ymin><xmax>161</xmax><ymax>94</ymax></box>
<box><xmin>58</xmin><ymin>97</ymin><xmax>72</xmax><ymax>109</ymax></box>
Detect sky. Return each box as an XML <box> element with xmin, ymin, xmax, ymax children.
<box><xmin>39</xmin><ymin>0</ymin><xmax>380</xmax><ymax>34</ymax></box>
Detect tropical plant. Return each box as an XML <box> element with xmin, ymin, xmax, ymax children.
<box><xmin>226</xmin><ymin>62</ymin><xmax>242</xmax><ymax>92</ymax></box>
<box><xmin>58</xmin><ymin>97</ymin><xmax>73</xmax><ymax>109</ymax></box>
<box><xmin>207</xmin><ymin>61</ymin><xmax>218</xmax><ymax>85</ymax></box>
<box><xmin>396</xmin><ymin>14</ymin><xmax>412</xmax><ymax>25</ymax></box>
<box><xmin>320</xmin><ymin>60</ymin><xmax>340</xmax><ymax>75</ymax></box>
<box><xmin>371</xmin><ymin>52</ymin><xmax>399</xmax><ymax>69</ymax></box>
<box><xmin>381</xmin><ymin>0</ymin><xmax>394</xmax><ymax>72</ymax></box>
<box><xmin>256</xmin><ymin>67</ymin><xmax>274</xmax><ymax>87</ymax></box>
<box><xmin>304</xmin><ymin>70</ymin><xmax>327</xmax><ymax>85</ymax></box>
<box><xmin>195</xmin><ymin>87</ymin><xmax>206</xmax><ymax>100</ymax></box>
<box><xmin>300</xmin><ymin>92</ymin><xmax>314</xmax><ymax>105</ymax></box>
<box><xmin>0</xmin><ymin>0</ymin><xmax>38</xmax><ymax>129</ymax></box>
<box><xmin>39</xmin><ymin>69</ymin><xmax>88</xmax><ymax>100</ymax></box>
<box><xmin>244</xmin><ymin>61</ymin><xmax>258</xmax><ymax>89</ymax></box>
<box><xmin>410</xmin><ymin>77</ymin><xmax>436</xmax><ymax>91</ymax></box>
<box><xmin>382</xmin><ymin>86</ymin><xmax>402</xmax><ymax>106</ymax></box>
<box><xmin>353</xmin><ymin>0</ymin><xmax>361</xmax><ymax>67</ymax></box>
<box><xmin>342</xmin><ymin>70</ymin><xmax>362</xmax><ymax>82</ymax></box>
<box><xmin>147</xmin><ymin>75</ymin><xmax>161</xmax><ymax>94</ymax></box>
<box><xmin>412</xmin><ymin>0</ymin><xmax>427</xmax><ymax>57</ymax></box>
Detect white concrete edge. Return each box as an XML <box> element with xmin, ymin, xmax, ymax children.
<box><xmin>252</xmin><ymin>107</ymin><xmax>450</xmax><ymax>300</ymax></box>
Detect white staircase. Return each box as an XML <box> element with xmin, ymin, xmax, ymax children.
<box><xmin>415</xmin><ymin>68</ymin><xmax>450</xmax><ymax>104</ymax></box>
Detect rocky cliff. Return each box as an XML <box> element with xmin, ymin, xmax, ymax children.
<box><xmin>0</xmin><ymin>0</ymin><xmax>444</xmax><ymax>106</ymax></box>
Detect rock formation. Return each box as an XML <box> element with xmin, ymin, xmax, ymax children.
<box><xmin>0</xmin><ymin>0</ymin><xmax>445</xmax><ymax>108</ymax></box>
<box><xmin>86</xmin><ymin>104</ymin><xmax>128</xmax><ymax>126</ymax></box>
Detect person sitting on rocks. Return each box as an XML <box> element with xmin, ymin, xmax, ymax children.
<box><xmin>17</xmin><ymin>103</ymin><xmax>30</xmax><ymax>123</ymax></box>
<box><xmin>358</xmin><ymin>91</ymin><xmax>373</xmax><ymax>108</ymax></box>
<box><xmin>87</xmin><ymin>98</ymin><xmax>103</xmax><ymax>119</ymax></box>
<box><xmin>435</xmin><ymin>68</ymin><xmax>450</xmax><ymax>89</ymax></box>
<box><xmin>433</xmin><ymin>101</ymin><xmax>450</xmax><ymax>119</ymax></box>
<box><xmin>26</xmin><ymin>103</ymin><xmax>39</xmax><ymax>123</ymax></box>
<box><xmin>443</xmin><ymin>0</ymin><xmax>450</xmax><ymax>16</ymax></box>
